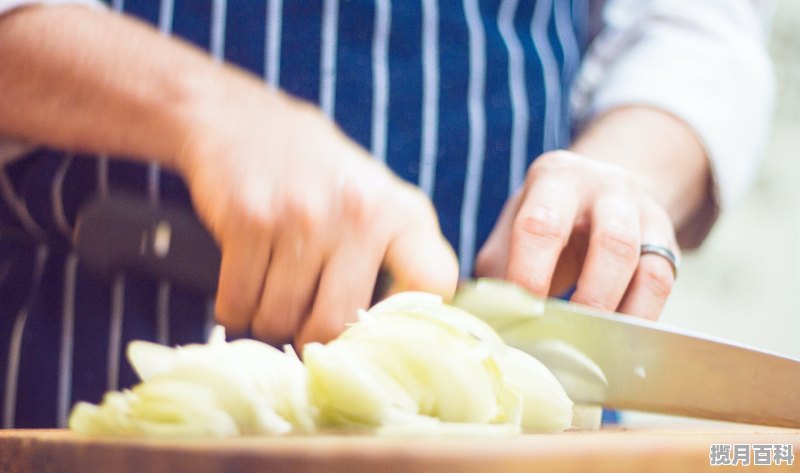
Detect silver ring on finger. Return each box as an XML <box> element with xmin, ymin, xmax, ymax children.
<box><xmin>640</xmin><ymin>243</ymin><xmax>679</xmax><ymax>280</ymax></box>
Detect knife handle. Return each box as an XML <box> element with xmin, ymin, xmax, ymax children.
<box><xmin>73</xmin><ymin>194</ymin><xmax>221</xmax><ymax>293</ymax></box>
<box><xmin>73</xmin><ymin>194</ymin><xmax>393</xmax><ymax>302</ymax></box>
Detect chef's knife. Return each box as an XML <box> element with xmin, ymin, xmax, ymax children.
<box><xmin>453</xmin><ymin>279</ymin><xmax>800</xmax><ymax>429</ymax></box>
<box><xmin>73</xmin><ymin>195</ymin><xmax>800</xmax><ymax>428</ymax></box>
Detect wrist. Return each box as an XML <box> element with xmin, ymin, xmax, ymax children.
<box><xmin>569</xmin><ymin>106</ymin><xmax>709</xmax><ymax>227</ymax></box>
<box><xmin>168</xmin><ymin>65</ymin><xmax>258</xmax><ymax>174</ymax></box>
<box><xmin>170</xmin><ymin>62</ymin><xmax>307</xmax><ymax>177</ymax></box>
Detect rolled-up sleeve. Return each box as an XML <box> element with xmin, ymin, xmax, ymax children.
<box><xmin>0</xmin><ymin>0</ymin><xmax>105</xmax><ymax>165</ymax></box>
<box><xmin>574</xmin><ymin>0</ymin><xmax>776</xmax><ymax>246</ymax></box>
<box><xmin>0</xmin><ymin>0</ymin><xmax>103</xmax><ymax>15</ymax></box>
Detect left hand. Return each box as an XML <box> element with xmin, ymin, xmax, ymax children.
<box><xmin>475</xmin><ymin>150</ymin><xmax>680</xmax><ymax>321</ymax></box>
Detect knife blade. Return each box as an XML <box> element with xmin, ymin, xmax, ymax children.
<box><xmin>454</xmin><ymin>280</ymin><xmax>800</xmax><ymax>428</ymax></box>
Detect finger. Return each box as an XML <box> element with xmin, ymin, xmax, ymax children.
<box><xmin>547</xmin><ymin>232</ymin><xmax>589</xmax><ymax>297</ymax></box>
<box><xmin>382</xmin><ymin>226</ymin><xmax>459</xmax><ymax>300</ymax></box>
<box><xmin>252</xmin><ymin>232</ymin><xmax>324</xmax><ymax>345</ymax></box>
<box><xmin>617</xmin><ymin>205</ymin><xmax>679</xmax><ymax>320</ymax></box>
<box><xmin>570</xmin><ymin>194</ymin><xmax>640</xmax><ymax>311</ymax></box>
<box><xmin>295</xmin><ymin>239</ymin><xmax>385</xmax><ymax>347</ymax></box>
<box><xmin>215</xmin><ymin>226</ymin><xmax>271</xmax><ymax>334</ymax></box>
<box><xmin>475</xmin><ymin>191</ymin><xmax>523</xmax><ymax>278</ymax></box>
<box><xmin>505</xmin><ymin>171</ymin><xmax>580</xmax><ymax>298</ymax></box>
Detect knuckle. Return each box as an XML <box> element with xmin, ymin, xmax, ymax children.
<box><xmin>406</xmin><ymin>186</ymin><xmax>434</xmax><ymax>211</ymax></box>
<box><xmin>594</xmin><ymin>227</ymin><xmax>639</xmax><ymax>262</ymax></box>
<box><xmin>526</xmin><ymin>150</ymin><xmax>575</xmax><ymax>181</ymax></box>
<box><xmin>225</xmin><ymin>208</ymin><xmax>274</xmax><ymax>241</ymax></box>
<box><xmin>401</xmin><ymin>187</ymin><xmax>440</xmax><ymax>226</ymax></box>
<box><xmin>575</xmin><ymin>295</ymin><xmax>605</xmax><ymax>311</ymax></box>
<box><xmin>513</xmin><ymin>207</ymin><xmax>567</xmax><ymax>247</ymax></box>
<box><xmin>535</xmin><ymin>149</ymin><xmax>575</xmax><ymax>168</ymax></box>
<box><xmin>245</xmin><ymin>212</ymin><xmax>276</xmax><ymax>235</ymax></box>
<box><xmin>291</xmin><ymin>100</ymin><xmax>333</xmax><ymax>129</ymax></box>
<box><xmin>474</xmin><ymin>246</ymin><xmax>499</xmax><ymax>278</ymax></box>
<box><xmin>571</xmin><ymin>286</ymin><xmax>612</xmax><ymax>312</ymax></box>
<box><xmin>339</xmin><ymin>178</ymin><xmax>379</xmax><ymax>225</ymax></box>
<box><xmin>252</xmin><ymin>307</ymin><xmax>296</xmax><ymax>346</ymax></box>
<box><xmin>646</xmin><ymin>201</ymin><xmax>677</xmax><ymax>234</ymax></box>
<box><xmin>285</xmin><ymin>198</ymin><xmax>325</xmax><ymax>234</ymax></box>
<box><xmin>638</xmin><ymin>260</ymin><xmax>675</xmax><ymax>300</ymax></box>
<box><xmin>615</xmin><ymin>173</ymin><xmax>640</xmax><ymax>197</ymax></box>
<box><xmin>507</xmin><ymin>272</ymin><xmax>549</xmax><ymax>298</ymax></box>
<box><xmin>621</xmin><ymin>172</ymin><xmax>638</xmax><ymax>190</ymax></box>
<box><xmin>412</xmin><ymin>249</ymin><xmax>459</xmax><ymax>296</ymax></box>
<box><xmin>227</xmin><ymin>197</ymin><xmax>277</xmax><ymax>236</ymax></box>
<box><xmin>214</xmin><ymin>296</ymin><xmax>250</xmax><ymax>334</ymax></box>
<box><xmin>306</xmin><ymin>315</ymin><xmax>346</xmax><ymax>345</ymax></box>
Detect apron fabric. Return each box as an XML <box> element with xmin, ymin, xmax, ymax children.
<box><xmin>0</xmin><ymin>0</ymin><xmax>588</xmax><ymax>428</ymax></box>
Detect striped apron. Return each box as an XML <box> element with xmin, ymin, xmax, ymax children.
<box><xmin>0</xmin><ymin>0</ymin><xmax>588</xmax><ymax>428</ymax></box>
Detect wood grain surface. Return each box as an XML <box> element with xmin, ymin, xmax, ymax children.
<box><xmin>2</xmin><ymin>427</ymin><xmax>799</xmax><ymax>473</ymax></box>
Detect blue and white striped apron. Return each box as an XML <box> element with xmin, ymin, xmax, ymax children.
<box><xmin>0</xmin><ymin>0</ymin><xmax>588</xmax><ymax>428</ymax></box>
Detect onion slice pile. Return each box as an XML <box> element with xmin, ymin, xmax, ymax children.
<box><xmin>69</xmin><ymin>290</ymin><xmax>583</xmax><ymax>437</ymax></box>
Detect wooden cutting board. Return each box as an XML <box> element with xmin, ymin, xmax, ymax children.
<box><xmin>2</xmin><ymin>427</ymin><xmax>799</xmax><ymax>473</ymax></box>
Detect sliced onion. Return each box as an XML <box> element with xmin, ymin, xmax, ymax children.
<box><xmin>70</xmin><ymin>291</ymin><xmax>579</xmax><ymax>437</ymax></box>
<box><xmin>71</xmin><ymin>327</ymin><xmax>311</xmax><ymax>436</ymax></box>
<box><xmin>451</xmin><ymin>279</ymin><xmax>545</xmax><ymax>331</ymax></box>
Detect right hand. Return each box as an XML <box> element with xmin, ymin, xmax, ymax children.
<box><xmin>175</xmin><ymin>82</ymin><xmax>458</xmax><ymax>347</ymax></box>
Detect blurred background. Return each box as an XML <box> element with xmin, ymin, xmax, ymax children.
<box><xmin>660</xmin><ymin>0</ymin><xmax>800</xmax><ymax>360</ymax></box>
<box><xmin>623</xmin><ymin>0</ymin><xmax>799</xmax><ymax>425</ymax></box>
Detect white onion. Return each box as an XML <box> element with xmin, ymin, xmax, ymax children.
<box><xmin>70</xmin><ymin>290</ymin><xmax>580</xmax><ymax>436</ymax></box>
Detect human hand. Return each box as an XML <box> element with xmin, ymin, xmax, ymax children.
<box><xmin>176</xmin><ymin>83</ymin><xmax>458</xmax><ymax>346</ymax></box>
<box><xmin>474</xmin><ymin>151</ymin><xmax>679</xmax><ymax>320</ymax></box>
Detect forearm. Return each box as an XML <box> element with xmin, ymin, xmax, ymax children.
<box><xmin>570</xmin><ymin>106</ymin><xmax>711</xmax><ymax>246</ymax></box>
<box><xmin>572</xmin><ymin>0</ymin><xmax>774</xmax><ymax>248</ymax></box>
<box><xmin>0</xmin><ymin>4</ymin><xmax>266</xmax><ymax>170</ymax></box>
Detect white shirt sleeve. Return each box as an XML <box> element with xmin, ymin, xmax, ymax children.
<box><xmin>573</xmin><ymin>0</ymin><xmax>776</xmax><ymax>246</ymax></box>
<box><xmin>0</xmin><ymin>0</ymin><xmax>105</xmax><ymax>165</ymax></box>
